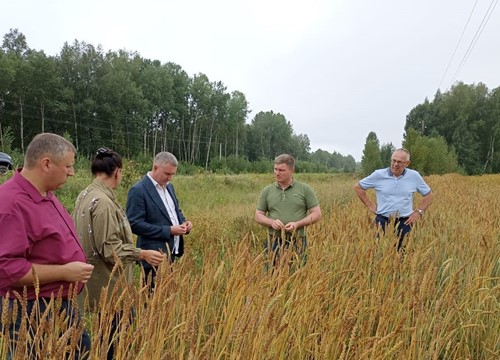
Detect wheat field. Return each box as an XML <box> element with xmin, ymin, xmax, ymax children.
<box><xmin>1</xmin><ymin>172</ymin><xmax>499</xmax><ymax>359</ymax></box>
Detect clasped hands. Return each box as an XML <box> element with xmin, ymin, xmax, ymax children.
<box><xmin>171</xmin><ymin>221</ymin><xmax>193</xmax><ymax>235</ymax></box>
<box><xmin>271</xmin><ymin>219</ymin><xmax>298</xmax><ymax>232</ymax></box>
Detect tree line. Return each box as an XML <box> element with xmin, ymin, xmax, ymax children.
<box><xmin>404</xmin><ymin>82</ymin><xmax>500</xmax><ymax>175</ymax></box>
<box><xmin>359</xmin><ymin>82</ymin><xmax>500</xmax><ymax>176</ymax></box>
<box><xmin>0</xmin><ymin>29</ymin><xmax>355</xmax><ymax>173</ymax></box>
<box><xmin>2</xmin><ymin>29</ymin><xmax>498</xmax><ymax>175</ymax></box>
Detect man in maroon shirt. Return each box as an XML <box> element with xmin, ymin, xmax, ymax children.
<box><xmin>0</xmin><ymin>133</ymin><xmax>94</xmax><ymax>359</ymax></box>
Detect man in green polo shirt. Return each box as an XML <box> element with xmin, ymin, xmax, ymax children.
<box><xmin>255</xmin><ymin>154</ymin><xmax>322</xmax><ymax>266</ymax></box>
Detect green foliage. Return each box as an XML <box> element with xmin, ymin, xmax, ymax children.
<box><xmin>403</xmin><ymin>128</ymin><xmax>461</xmax><ymax>175</ymax></box>
<box><xmin>176</xmin><ymin>161</ymin><xmax>205</xmax><ymax>175</ymax></box>
<box><xmin>0</xmin><ymin>29</ymin><xmax>357</xmax><ymax>172</ymax></box>
<box><xmin>295</xmin><ymin>160</ymin><xmax>332</xmax><ymax>173</ymax></box>
<box><xmin>245</xmin><ymin>111</ymin><xmax>295</xmax><ymax>161</ymax></box>
<box><xmin>248</xmin><ymin>158</ymin><xmax>273</xmax><ymax>173</ymax></box>
<box><xmin>73</xmin><ymin>154</ymin><xmax>91</xmax><ymax>172</ymax></box>
<box><xmin>360</xmin><ymin>133</ymin><xmax>383</xmax><ymax>176</ymax></box>
<box><xmin>0</xmin><ymin>126</ymin><xmax>14</xmax><ymax>153</ymax></box>
<box><xmin>380</xmin><ymin>142</ymin><xmax>395</xmax><ymax>167</ymax></box>
<box><xmin>2</xmin><ymin>28</ymin><xmax>28</xmax><ymax>56</ymax></box>
<box><xmin>406</xmin><ymin>82</ymin><xmax>500</xmax><ymax>174</ymax></box>
<box><xmin>62</xmin><ymin>131</ymin><xmax>73</xmax><ymax>143</ymax></box>
<box><xmin>209</xmin><ymin>155</ymin><xmax>251</xmax><ymax>174</ymax></box>
<box><xmin>129</xmin><ymin>152</ymin><xmax>154</xmax><ymax>175</ymax></box>
<box><xmin>309</xmin><ymin>149</ymin><xmax>356</xmax><ymax>173</ymax></box>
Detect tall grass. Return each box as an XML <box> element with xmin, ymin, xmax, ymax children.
<box><xmin>1</xmin><ymin>172</ymin><xmax>499</xmax><ymax>359</ymax></box>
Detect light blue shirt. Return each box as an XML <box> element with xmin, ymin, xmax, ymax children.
<box><xmin>358</xmin><ymin>168</ymin><xmax>431</xmax><ymax>218</ymax></box>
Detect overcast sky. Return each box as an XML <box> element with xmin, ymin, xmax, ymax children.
<box><xmin>2</xmin><ymin>0</ymin><xmax>499</xmax><ymax>161</ymax></box>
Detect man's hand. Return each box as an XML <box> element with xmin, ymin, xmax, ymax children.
<box><xmin>171</xmin><ymin>224</ymin><xmax>189</xmax><ymax>235</ymax></box>
<box><xmin>404</xmin><ymin>211</ymin><xmax>421</xmax><ymax>226</ymax></box>
<box><xmin>271</xmin><ymin>219</ymin><xmax>285</xmax><ymax>231</ymax></box>
<box><xmin>182</xmin><ymin>221</ymin><xmax>193</xmax><ymax>234</ymax></box>
<box><xmin>284</xmin><ymin>222</ymin><xmax>298</xmax><ymax>232</ymax></box>
<box><xmin>62</xmin><ymin>262</ymin><xmax>94</xmax><ymax>283</ymax></box>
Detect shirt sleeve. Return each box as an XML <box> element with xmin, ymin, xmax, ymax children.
<box><xmin>305</xmin><ymin>184</ymin><xmax>320</xmax><ymax>209</ymax></box>
<box><xmin>256</xmin><ymin>187</ymin><xmax>269</xmax><ymax>212</ymax></box>
<box><xmin>0</xmin><ymin>212</ymin><xmax>33</xmax><ymax>289</ymax></box>
<box><xmin>415</xmin><ymin>173</ymin><xmax>432</xmax><ymax>196</ymax></box>
<box><xmin>358</xmin><ymin>171</ymin><xmax>379</xmax><ymax>190</ymax></box>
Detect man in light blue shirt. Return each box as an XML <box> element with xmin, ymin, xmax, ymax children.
<box><xmin>354</xmin><ymin>148</ymin><xmax>434</xmax><ymax>251</ymax></box>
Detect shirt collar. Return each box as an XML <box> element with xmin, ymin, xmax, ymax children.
<box><xmin>147</xmin><ymin>172</ymin><xmax>160</xmax><ymax>187</ymax></box>
<box><xmin>275</xmin><ymin>178</ymin><xmax>295</xmax><ymax>190</ymax></box>
<box><xmin>147</xmin><ymin>172</ymin><xmax>168</xmax><ymax>189</ymax></box>
<box><xmin>387</xmin><ymin>167</ymin><xmax>407</xmax><ymax>178</ymax></box>
<box><xmin>13</xmin><ymin>170</ymin><xmax>53</xmax><ymax>203</ymax></box>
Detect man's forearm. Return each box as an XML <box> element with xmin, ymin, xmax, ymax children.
<box><xmin>255</xmin><ymin>211</ymin><xmax>273</xmax><ymax>227</ymax></box>
<box><xmin>13</xmin><ymin>264</ymin><xmax>69</xmax><ymax>286</ymax></box>
<box><xmin>296</xmin><ymin>208</ymin><xmax>321</xmax><ymax>228</ymax></box>
<box><xmin>417</xmin><ymin>192</ymin><xmax>434</xmax><ymax>211</ymax></box>
<box><xmin>12</xmin><ymin>261</ymin><xmax>93</xmax><ymax>287</ymax></box>
<box><xmin>354</xmin><ymin>184</ymin><xmax>376</xmax><ymax>212</ymax></box>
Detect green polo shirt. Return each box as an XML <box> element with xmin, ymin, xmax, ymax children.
<box><xmin>257</xmin><ymin>180</ymin><xmax>319</xmax><ymax>238</ymax></box>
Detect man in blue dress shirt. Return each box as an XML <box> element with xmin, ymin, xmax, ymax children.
<box><xmin>354</xmin><ymin>148</ymin><xmax>434</xmax><ymax>251</ymax></box>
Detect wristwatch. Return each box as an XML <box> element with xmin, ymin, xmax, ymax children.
<box><xmin>416</xmin><ymin>209</ymin><xmax>424</xmax><ymax>216</ymax></box>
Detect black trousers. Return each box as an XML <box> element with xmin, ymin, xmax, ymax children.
<box><xmin>375</xmin><ymin>214</ymin><xmax>412</xmax><ymax>251</ymax></box>
<box><xmin>265</xmin><ymin>235</ymin><xmax>308</xmax><ymax>267</ymax></box>
<box><xmin>142</xmin><ymin>253</ymin><xmax>176</xmax><ymax>290</ymax></box>
<box><xmin>0</xmin><ymin>297</ymin><xmax>90</xmax><ymax>359</ymax></box>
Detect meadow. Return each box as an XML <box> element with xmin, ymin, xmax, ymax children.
<box><xmin>1</xmin><ymin>167</ymin><xmax>499</xmax><ymax>359</ymax></box>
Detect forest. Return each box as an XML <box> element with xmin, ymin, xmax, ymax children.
<box><xmin>1</xmin><ymin>29</ymin><xmax>499</xmax><ymax>174</ymax></box>
<box><xmin>405</xmin><ymin>83</ymin><xmax>500</xmax><ymax>174</ymax></box>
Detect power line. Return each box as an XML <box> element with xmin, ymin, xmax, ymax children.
<box><xmin>437</xmin><ymin>0</ymin><xmax>480</xmax><ymax>90</ymax></box>
<box><xmin>447</xmin><ymin>0</ymin><xmax>499</xmax><ymax>89</ymax></box>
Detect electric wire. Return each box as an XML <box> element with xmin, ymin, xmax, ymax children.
<box><xmin>437</xmin><ymin>0</ymin><xmax>479</xmax><ymax>90</ymax></box>
<box><xmin>447</xmin><ymin>0</ymin><xmax>499</xmax><ymax>89</ymax></box>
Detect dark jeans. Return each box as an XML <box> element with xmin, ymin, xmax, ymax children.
<box><xmin>0</xmin><ymin>297</ymin><xmax>91</xmax><ymax>359</ymax></box>
<box><xmin>375</xmin><ymin>214</ymin><xmax>412</xmax><ymax>251</ymax></box>
<box><xmin>103</xmin><ymin>309</ymin><xmax>135</xmax><ymax>360</ymax></box>
<box><xmin>143</xmin><ymin>254</ymin><xmax>176</xmax><ymax>291</ymax></box>
<box><xmin>265</xmin><ymin>235</ymin><xmax>308</xmax><ymax>268</ymax></box>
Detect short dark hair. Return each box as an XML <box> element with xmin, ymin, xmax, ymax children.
<box><xmin>24</xmin><ymin>133</ymin><xmax>76</xmax><ymax>169</ymax></box>
<box><xmin>274</xmin><ymin>154</ymin><xmax>295</xmax><ymax>170</ymax></box>
<box><xmin>91</xmin><ymin>147</ymin><xmax>122</xmax><ymax>176</ymax></box>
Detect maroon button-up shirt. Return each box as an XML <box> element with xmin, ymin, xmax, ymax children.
<box><xmin>0</xmin><ymin>171</ymin><xmax>87</xmax><ymax>299</ymax></box>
